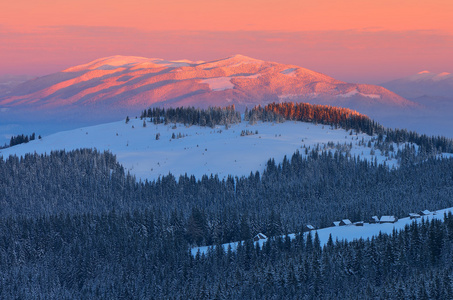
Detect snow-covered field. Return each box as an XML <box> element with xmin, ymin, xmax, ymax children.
<box><xmin>192</xmin><ymin>207</ymin><xmax>453</xmax><ymax>256</ymax></box>
<box><xmin>0</xmin><ymin>118</ymin><xmax>402</xmax><ymax>181</ymax></box>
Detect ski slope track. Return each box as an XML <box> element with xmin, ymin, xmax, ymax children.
<box><xmin>0</xmin><ymin>118</ymin><xmax>413</xmax><ymax>182</ymax></box>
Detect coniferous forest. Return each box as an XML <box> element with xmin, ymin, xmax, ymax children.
<box><xmin>1</xmin><ymin>103</ymin><xmax>453</xmax><ymax>299</ymax></box>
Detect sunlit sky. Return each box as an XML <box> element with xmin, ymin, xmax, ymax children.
<box><xmin>1</xmin><ymin>0</ymin><xmax>452</xmax><ymax>83</ymax></box>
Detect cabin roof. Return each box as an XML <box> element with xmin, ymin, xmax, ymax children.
<box><xmin>380</xmin><ymin>216</ymin><xmax>397</xmax><ymax>222</ymax></box>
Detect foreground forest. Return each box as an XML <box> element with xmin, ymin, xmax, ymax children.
<box><xmin>1</xmin><ymin>104</ymin><xmax>453</xmax><ymax>298</ymax></box>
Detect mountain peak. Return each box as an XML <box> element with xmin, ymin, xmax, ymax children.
<box><xmin>226</xmin><ymin>54</ymin><xmax>261</xmax><ymax>61</ymax></box>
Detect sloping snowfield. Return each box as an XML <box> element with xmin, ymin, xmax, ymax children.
<box><xmin>1</xmin><ymin>118</ymin><xmax>400</xmax><ymax>181</ymax></box>
<box><xmin>192</xmin><ymin>207</ymin><xmax>453</xmax><ymax>256</ymax></box>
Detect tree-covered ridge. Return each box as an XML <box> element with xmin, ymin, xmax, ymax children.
<box><xmin>136</xmin><ymin>103</ymin><xmax>453</xmax><ymax>153</ymax></box>
<box><xmin>1</xmin><ymin>207</ymin><xmax>452</xmax><ymax>299</ymax></box>
<box><xmin>247</xmin><ymin>102</ymin><xmax>453</xmax><ymax>153</ymax></box>
<box><xmin>140</xmin><ymin>105</ymin><xmax>241</xmax><ymax>127</ymax></box>
<box><xmin>2</xmin><ymin>149</ymin><xmax>453</xmax><ymax>247</ymax></box>
<box><xmin>246</xmin><ymin>102</ymin><xmax>367</xmax><ymax>129</ymax></box>
<box><xmin>0</xmin><ymin>132</ymin><xmax>39</xmax><ymax>149</ymax></box>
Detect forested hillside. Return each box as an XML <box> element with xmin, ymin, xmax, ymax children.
<box><xmin>1</xmin><ymin>206</ymin><xmax>452</xmax><ymax>299</ymax></box>
<box><xmin>2</xmin><ymin>103</ymin><xmax>453</xmax><ymax>298</ymax></box>
<box><xmin>2</xmin><ymin>148</ymin><xmax>453</xmax><ymax>246</ymax></box>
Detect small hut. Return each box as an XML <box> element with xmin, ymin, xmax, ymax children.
<box><xmin>353</xmin><ymin>221</ymin><xmax>364</xmax><ymax>226</ymax></box>
<box><xmin>419</xmin><ymin>210</ymin><xmax>431</xmax><ymax>216</ymax></box>
<box><xmin>304</xmin><ymin>224</ymin><xmax>315</xmax><ymax>232</ymax></box>
<box><xmin>332</xmin><ymin>221</ymin><xmax>341</xmax><ymax>227</ymax></box>
<box><xmin>369</xmin><ymin>216</ymin><xmax>380</xmax><ymax>224</ymax></box>
<box><xmin>409</xmin><ymin>213</ymin><xmax>421</xmax><ymax>219</ymax></box>
<box><xmin>339</xmin><ymin>219</ymin><xmax>352</xmax><ymax>226</ymax></box>
<box><xmin>253</xmin><ymin>233</ymin><xmax>268</xmax><ymax>242</ymax></box>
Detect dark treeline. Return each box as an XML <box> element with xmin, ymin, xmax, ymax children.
<box><xmin>2</xmin><ymin>149</ymin><xmax>453</xmax><ymax>247</ymax></box>
<box><xmin>0</xmin><ymin>207</ymin><xmax>452</xmax><ymax>299</ymax></box>
<box><xmin>140</xmin><ymin>105</ymin><xmax>241</xmax><ymax>127</ymax></box>
<box><xmin>0</xmin><ymin>132</ymin><xmax>39</xmax><ymax>149</ymax></box>
<box><xmin>246</xmin><ymin>102</ymin><xmax>453</xmax><ymax>153</ymax></box>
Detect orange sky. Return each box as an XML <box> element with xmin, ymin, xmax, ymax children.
<box><xmin>1</xmin><ymin>0</ymin><xmax>452</xmax><ymax>83</ymax></box>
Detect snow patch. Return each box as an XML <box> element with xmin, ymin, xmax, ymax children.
<box><xmin>281</xmin><ymin>68</ymin><xmax>297</xmax><ymax>77</ymax></box>
<box><xmin>277</xmin><ymin>94</ymin><xmax>304</xmax><ymax>101</ymax></box>
<box><xmin>338</xmin><ymin>89</ymin><xmax>381</xmax><ymax>99</ymax></box>
<box><xmin>200</xmin><ymin>77</ymin><xmax>234</xmax><ymax>91</ymax></box>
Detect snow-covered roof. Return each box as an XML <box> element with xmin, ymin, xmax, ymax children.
<box><xmin>332</xmin><ymin>221</ymin><xmax>340</xmax><ymax>226</ymax></box>
<box><xmin>380</xmin><ymin>216</ymin><xmax>397</xmax><ymax>222</ymax></box>
<box><xmin>419</xmin><ymin>210</ymin><xmax>431</xmax><ymax>215</ymax></box>
<box><xmin>371</xmin><ymin>216</ymin><xmax>379</xmax><ymax>221</ymax></box>
<box><xmin>341</xmin><ymin>219</ymin><xmax>352</xmax><ymax>225</ymax></box>
<box><xmin>254</xmin><ymin>233</ymin><xmax>267</xmax><ymax>240</ymax></box>
<box><xmin>409</xmin><ymin>213</ymin><xmax>421</xmax><ymax>217</ymax></box>
<box><xmin>305</xmin><ymin>224</ymin><xmax>315</xmax><ymax>230</ymax></box>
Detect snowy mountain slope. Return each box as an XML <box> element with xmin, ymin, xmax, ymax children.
<box><xmin>0</xmin><ymin>118</ymin><xmax>406</xmax><ymax>182</ymax></box>
<box><xmin>192</xmin><ymin>207</ymin><xmax>453</xmax><ymax>256</ymax></box>
<box><xmin>0</xmin><ymin>55</ymin><xmax>415</xmax><ymax>116</ymax></box>
<box><xmin>381</xmin><ymin>71</ymin><xmax>453</xmax><ymax>99</ymax></box>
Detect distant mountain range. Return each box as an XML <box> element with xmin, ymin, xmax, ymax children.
<box><xmin>0</xmin><ymin>55</ymin><xmax>415</xmax><ymax>118</ymax></box>
<box><xmin>378</xmin><ymin>71</ymin><xmax>453</xmax><ymax>138</ymax></box>
<box><xmin>2</xmin><ymin>55</ymin><xmax>453</xmax><ymax>141</ymax></box>
<box><xmin>381</xmin><ymin>71</ymin><xmax>453</xmax><ymax>99</ymax></box>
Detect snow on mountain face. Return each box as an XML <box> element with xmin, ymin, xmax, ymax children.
<box><xmin>0</xmin><ymin>55</ymin><xmax>415</xmax><ymax>119</ymax></box>
<box><xmin>0</xmin><ymin>118</ymin><xmax>412</xmax><ymax>182</ymax></box>
<box><xmin>381</xmin><ymin>71</ymin><xmax>453</xmax><ymax>98</ymax></box>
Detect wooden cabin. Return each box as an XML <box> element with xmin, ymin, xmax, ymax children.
<box><xmin>304</xmin><ymin>224</ymin><xmax>315</xmax><ymax>232</ymax></box>
<box><xmin>353</xmin><ymin>221</ymin><xmax>364</xmax><ymax>226</ymax></box>
<box><xmin>409</xmin><ymin>213</ymin><xmax>421</xmax><ymax>219</ymax></box>
<box><xmin>253</xmin><ymin>233</ymin><xmax>268</xmax><ymax>242</ymax></box>
<box><xmin>369</xmin><ymin>216</ymin><xmax>380</xmax><ymax>224</ymax></box>
<box><xmin>419</xmin><ymin>210</ymin><xmax>431</xmax><ymax>216</ymax></box>
<box><xmin>339</xmin><ymin>219</ymin><xmax>352</xmax><ymax>226</ymax></box>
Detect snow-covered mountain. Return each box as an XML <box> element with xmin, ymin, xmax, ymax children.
<box><xmin>381</xmin><ymin>71</ymin><xmax>453</xmax><ymax>99</ymax></box>
<box><xmin>0</xmin><ymin>118</ymin><xmax>410</xmax><ymax>182</ymax></box>
<box><xmin>0</xmin><ymin>55</ymin><xmax>415</xmax><ymax>118</ymax></box>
